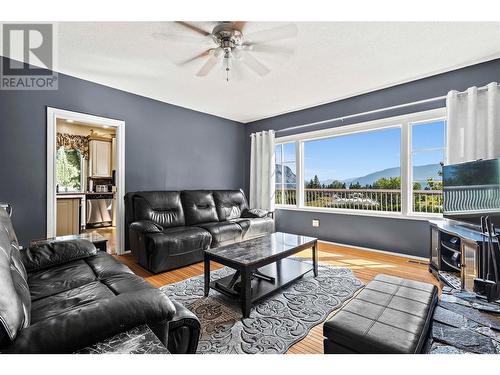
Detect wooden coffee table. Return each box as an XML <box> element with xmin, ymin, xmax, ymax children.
<box><xmin>204</xmin><ymin>232</ymin><xmax>318</xmax><ymax>318</ymax></box>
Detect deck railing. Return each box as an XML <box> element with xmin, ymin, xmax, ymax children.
<box><xmin>276</xmin><ymin>188</ymin><xmax>443</xmax><ymax>213</ymax></box>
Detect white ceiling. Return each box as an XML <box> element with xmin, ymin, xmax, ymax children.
<box><xmin>30</xmin><ymin>22</ymin><xmax>500</xmax><ymax>122</ymax></box>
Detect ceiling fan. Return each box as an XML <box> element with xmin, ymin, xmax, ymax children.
<box><xmin>153</xmin><ymin>21</ymin><xmax>298</xmax><ymax>81</ymax></box>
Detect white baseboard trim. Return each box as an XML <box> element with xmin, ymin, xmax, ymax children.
<box><xmin>118</xmin><ymin>239</ymin><xmax>427</xmax><ymax>262</ymax></box>
<box><xmin>318</xmin><ymin>239</ymin><xmax>429</xmax><ymax>263</ymax></box>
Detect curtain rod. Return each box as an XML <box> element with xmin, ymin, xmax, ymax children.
<box><xmin>273</xmin><ymin>95</ymin><xmax>446</xmax><ymax>135</ymax></box>
<box><xmin>255</xmin><ymin>82</ymin><xmax>497</xmax><ymax>136</ymax></box>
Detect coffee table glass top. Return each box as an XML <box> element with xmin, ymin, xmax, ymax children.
<box><xmin>205</xmin><ymin>232</ymin><xmax>317</xmax><ymax>266</ymax></box>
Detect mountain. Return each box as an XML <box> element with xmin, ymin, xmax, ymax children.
<box><xmin>277</xmin><ymin>163</ymin><xmax>442</xmax><ymax>188</ymax></box>
<box><xmin>322</xmin><ymin>163</ymin><xmax>441</xmax><ymax>187</ymax></box>
<box><xmin>276</xmin><ymin>164</ymin><xmax>296</xmax><ymax>185</ymax></box>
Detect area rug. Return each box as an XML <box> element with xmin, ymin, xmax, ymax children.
<box><xmin>160</xmin><ymin>260</ymin><xmax>363</xmax><ymax>354</ymax></box>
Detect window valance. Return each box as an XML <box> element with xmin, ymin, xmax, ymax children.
<box><xmin>56</xmin><ymin>133</ymin><xmax>89</xmax><ymax>159</ymax></box>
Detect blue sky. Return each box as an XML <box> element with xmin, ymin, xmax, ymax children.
<box><xmin>278</xmin><ymin>120</ymin><xmax>445</xmax><ymax>182</ymax></box>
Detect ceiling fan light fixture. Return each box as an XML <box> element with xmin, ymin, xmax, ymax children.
<box><xmin>223</xmin><ymin>50</ymin><xmax>232</xmax><ymax>82</ymax></box>
<box><xmin>160</xmin><ymin>21</ymin><xmax>297</xmax><ymax>82</ymax></box>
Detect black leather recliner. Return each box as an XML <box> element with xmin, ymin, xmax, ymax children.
<box><xmin>0</xmin><ymin>207</ymin><xmax>200</xmax><ymax>354</ymax></box>
<box><xmin>125</xmin><ymin>189</ymin><xmax>274</xmax><ymax>273</ymax></box>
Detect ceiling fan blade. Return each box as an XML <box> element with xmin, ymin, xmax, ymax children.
<box><xmin>240</xmin><ymin>50</ymin><xmax>270</xmax><ymax>76</ymax></box>
<box><xmin>231</xmin><ymin>57</ymin><xmax>246</xmax><ymax>81</ymax></box>
<box><xmin>152</xmin><ymin>32</ymin><xmax>212</xmax><ymax>45</ymax></box>
<box><xmin>245</xmin><ymin>23</ymin><xmax>298</xmax><ymax>44</ymax></box>
<box><xmin>175</xmin><ymin>21</ymin><xmax>211</xmax><ymax>36</ymax></box>
<box><xmin>232</xmin><ymin>21</ymin><xmax>247</xmax><ymax>31</ymax></box>
<box><xmin>242</xmin><ymin>43</ymin><xmax>294</xmax><ymax>57</ymax></box>
<box><xmin>196</xmin><ymin>49</ymin><xmax>221</xmax><ymax>76</ymax></box>
<box><xmin>178</xmin><ymin>50</ymin><xmax>211</xmax><ymax>66</ymax></box>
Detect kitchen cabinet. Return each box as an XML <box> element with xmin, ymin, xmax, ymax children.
<box><xmin>90</xmin><ymin>139</ymin><xmax>112</xmax><ymax>178</ymax></box>
<box><xmin>57</xmin><ymin>198</ymin><xmax>80</xmax><ymax>236</ymax></box>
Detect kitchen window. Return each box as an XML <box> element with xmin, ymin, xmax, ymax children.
<box><xmin>274</xmin><ymin>108</ymin><xmax>446</xmax><ymax>219</ymax></box>
<box><xmin>56</xmin><ymin>147</ymin><xmax>84</xmax><ymax>192</ymax></box>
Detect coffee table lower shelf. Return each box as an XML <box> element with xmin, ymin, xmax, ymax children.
<box><xmin>209</xmin><ymin>258</ymin><xmax>313</xmax><ymax>308</ymax></box>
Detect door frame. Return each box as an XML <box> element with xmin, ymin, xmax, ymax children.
<box><xmin>46</xmin><ymin>107</ymin><xmax>126</xmax><ymax>254</ymax></box>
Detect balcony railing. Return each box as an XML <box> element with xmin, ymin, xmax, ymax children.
<box><xmin>276</xmin><ymin>188</ymin><xmax>443</xmax><ymax>213</ymax></box>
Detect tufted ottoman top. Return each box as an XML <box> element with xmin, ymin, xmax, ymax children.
<box><xmin>324</xmin><ymin>274</ymin><xmax>438</xmax><ymax>354</ymax></box>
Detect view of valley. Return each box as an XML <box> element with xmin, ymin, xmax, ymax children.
<box><xmin>275</xmin><ymin>163</ymin><xmax>443</xmax><ymax>213</ymax></box>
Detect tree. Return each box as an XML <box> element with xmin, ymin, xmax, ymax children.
<box><xmin>306</xmin><ymin>175</ymin><xmax>321</xmax><ymax>189</ymax></box>
<box><xmin>56</xmin><ymin>148</ymin><xmax>81</xmax><ymax>191</ymax></box>
<box><xmin>426</xmin><ymin>178</ymin><xmax>443</xmax><ymax>191</ymax></box>
<box><xmin>373</xmin><ymin>176</ymin><xmax>400</xmax><ymax>189</ymax></box>
<box><xmin>349</xmin><ymin>181</ymin><xmax>362</xmax><ymax>189</ymax></box>
<box><xmin>313</xmin><ymin>175</ymin><xmax>321</xmax><ymax>188</ymax></box>
<box><xmin>326</xmin><ymin>180</ymin><xmax>344</xmax><ymax>189</ymax></box>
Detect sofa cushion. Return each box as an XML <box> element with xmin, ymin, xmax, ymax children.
<box><xmin>21</xmin><ymin>239</ymin><xmax>97</xmax><ymax>272</ymax></box>
<box><xmin>30</xmin><ymin>281</ymin><xmax>115</xmax><ymax>323</ymax></box>
<box><xmin>143</xmin><ymin>226</ymin><xmax>212</xmax><ymax>273</ymax></box>
<box><xmin>0</xmin><ymin>208</ymin><xmax>31</xmax><ymax>347</ymax></box>
<box><xmin>85</xmin><ymin>251</ymin><xmax>134</xmax><ymax>279</ymax></box>
<box><xmin>132</xmin><ymin>191</ymin><xmax>185</xmax><ymax>228</ymax></box>
<box><xmin>30</xmin><ymin>271</ymin><xmax>157</xmax><ymax>324</ymax></box>
<box><xmin>230</xmin><ymin>217</ymin><xmax>274</xmax><ymax>240</ymax></box>
<box><xmin>323</xmin><ymin>274</ymin><xmax>437</xmax><ymax>354</ymax></box>
<box><xmin>28</xmin><ymin>259</ymin><xmax>97</xmax><ymax>301</ymax></box>
<box><xmin>213</xmin><ymin>190</ymin><xmax>249</xmax><ymax>221</ymax></box>
<box><xmin>181</xmin><ymin>191</ymin><xmax>219</xmax><ymax>225</ymax></box>
<box><xmin>197</xmin><ymin>221</ymin><xmax>243</xmax><ymax>247</ymax></box>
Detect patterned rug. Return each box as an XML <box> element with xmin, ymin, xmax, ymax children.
<box><xmin>160</xmin><ymin>260</ymin><xmax>363</xmax><ymax>354</ymax></box>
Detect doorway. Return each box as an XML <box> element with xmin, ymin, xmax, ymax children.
<box><xmin>47</xmin><ymin>107</ymin><xmax>125</xmax><ymax>254</ymax></box>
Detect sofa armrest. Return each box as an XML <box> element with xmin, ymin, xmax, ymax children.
<box><xmin>2</xmin><ymin>289</ymin><xmax>175</xmax><ymax>353</ymax></box>
<box><xmin>130</xmin><ymin>220</ymin><xmax>163</xmax><ymax>234</ymax></box>
<box><xmin>241</xmin><ymin>208</ymin><xmax>272</xmax><ymax>219</ymax></box>
<box><xmin>167</xmin><ymin>301</ymin><xmax>201</xmax><ymax>354</ymax></box>
<box><xmin>21</xmin><ymin>239</ymin><xmax>97</xmax><ymax>272</ymax></box>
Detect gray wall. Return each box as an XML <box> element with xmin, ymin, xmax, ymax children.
<box><xmin>245</xmin><ymin>58</ymin><xmax>500</xmax><ymax>258</ymax></box>
<box><xmin>0</xmin><ymin>57</ymin><xmax>246</xmax><ymax>246</ymax></box>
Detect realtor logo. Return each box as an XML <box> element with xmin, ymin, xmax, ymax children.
<box><xmin>1</xmin><ymin>23</ymin><xmax>58</xmax><ymax>90</ymax></box>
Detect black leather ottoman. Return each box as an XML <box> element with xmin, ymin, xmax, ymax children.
<box><xmin>323</xmin><ymin>274</ymin><xmax>438</xmax><ymax>354</ymax></box>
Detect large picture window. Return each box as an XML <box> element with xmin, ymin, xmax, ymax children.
<box><xmin>303</xmin><ymin>127</ymin><xmax>401</xmax><ymax>212</ymax></box>
<box><xmin>274</xmin><ymin>108</ymin><xmax>446</xmax><ymax>218</ymax></box>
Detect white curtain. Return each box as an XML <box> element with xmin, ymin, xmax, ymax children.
<box><xmin>249</xmin><ymin>130</ymin><xmax>275</xmax><ymax>211</ymax></box>
<box><xmin>446</xmin><ymin>82</ymin><xmax>500</xmax><ymax>164</ymax></box>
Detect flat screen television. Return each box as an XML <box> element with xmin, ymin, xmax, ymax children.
<box><xmin>443</xmin><ymin>158</ymin><xmax>500</xmax><ymax>230</ymax></box>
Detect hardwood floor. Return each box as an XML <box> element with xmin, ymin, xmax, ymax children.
<box><xmin>116</xmin><ymin>242</ymin><xmax>440</xmax><ymax>354</ymax></box>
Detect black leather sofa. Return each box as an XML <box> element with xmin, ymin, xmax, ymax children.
<box><xmin>125</xmin><ymin>189</ymin><xmax>274</xmax><ymax>273</ymax></box>
<box><xmin>0</xmin><ymin>207</ymin><xmax>200</xmax><ymax>354</ymax></box>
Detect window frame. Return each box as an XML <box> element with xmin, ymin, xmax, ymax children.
<box><xmin>409</xmin><ymin>117</ymin><xmax>446</xmax><ymax>217</ymax></box>
<box><xmin>275</xmin><ymin>141</ymin><xmax>297</xmax><ymax>206</ymax></box>
<box><xmin>274</xmin><ymin>108</ymin><xmax>446</xmax><ymax>220</ymax></box>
